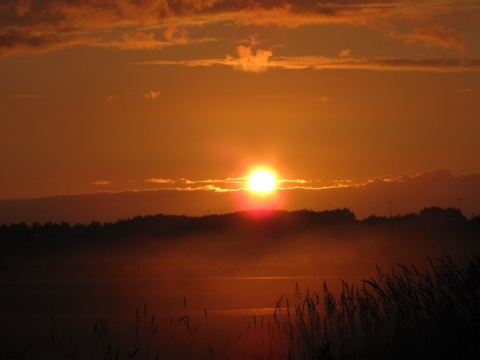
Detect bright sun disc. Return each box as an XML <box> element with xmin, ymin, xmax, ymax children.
<box><xmin>248</xmin><ymin>169</ymin><xmax>276</xmax><ymax>193</ymax></box>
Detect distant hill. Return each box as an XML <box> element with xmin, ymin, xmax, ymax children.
<box><xmin>0</xmin><ymin>169</ymin><xmax>479</xmax><ymax>224</ymax></box>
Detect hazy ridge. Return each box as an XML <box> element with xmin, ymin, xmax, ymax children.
<box><xmin>1</xmin><ymin>169</ymin><xmax>479</xmax><ymax>225</ymax></box>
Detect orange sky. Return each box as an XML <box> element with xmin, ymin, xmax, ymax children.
<box><xmin>1</xmin><ymin>1</ymin><xmax>480</xmax><ymax>215</ymax></box>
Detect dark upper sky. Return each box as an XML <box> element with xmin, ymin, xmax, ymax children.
<box><xmin>1</xmin><ymin>1</ymin><xmax>479</xmax><ymax>215</ymax></box>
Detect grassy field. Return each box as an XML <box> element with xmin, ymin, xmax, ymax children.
<box><xmin>18</xmin><ymin>252</ymin><xmax>476</xmax><ymax>360</ymax></box>
<box><xmin>2</xmin><ymin>209</ymin><xmax>479</xmax><ymax>359</ymax></box>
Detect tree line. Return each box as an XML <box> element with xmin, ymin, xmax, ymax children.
<box><xmin>0</xmin><ymin>207</ymin><xmax>478</xmax><ymax>251</ymax></box>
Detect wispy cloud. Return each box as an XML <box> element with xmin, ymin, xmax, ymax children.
<box><xmin>176</xmin><ymin>185</ymin><xmax>241</xmax><ymax>193</ymax></box>
<box><xmin>145</xmin><ymin>178</ymin><xmax>175</xmax><ymax>184</ymax></box>
<box><xmin>144</xmin><ymin>177</ymin><xmax>247</xmax><ymax>189</ymax></box>
<box><xmin>97</xmin><ymin>30</ymin><xmax>216</xmax><ymax>50</ymax></box>
<box><xmin>106</xmin><ymin>31</ymin><xmax>168</xmax><ymax>50</ymax></box>
<box><xmin>1</xmin><ymin>1</ymin><xmax>477</xmax><ymax>57</ymax></box>
<box><xmin>144</xmin><ymin>90</ymin><xmax>161</xmax><ymax>100</ymax></box>
<box><xmin>367</xmin><ymin>176</ymin><xmax>395</xmax><ymax>184</ymax></box>
<box><xmin>96</xmin><ymin>170</ymin><xmax>461</xmax><ymax>195</ymax></box>
<box><xmin>0</xmin><ymin>26</ymin><xmax>96</xmax><ymax>57</ymax></box>
<box><xmin>138</xmin><ymin>47</ymin><xmax>480</xmax><ymax>73</ymax></box>
<box><xmin>93</xmin><ymin>180</ymin><xmax>112</xmax><ymax>185</ymax></box>
<box><xmin>141</xmin><ymin>176</ymin><xmax>359</xmax><ymax>192</ymax></box>
<box><xmin>0</xmin><ymin>0</ymin><xmax>218</xmax><ymax>56</ymax></box>
<box><xmin>278</xmin><ymin>179</ymin><xmax>310</xmax><ymax>184</ymax></box>
<box><xmin>393</xmin><ymin>23</ymin><xmax>467</xmax><ymax>53</ymax></box>
<box><xmin>339</xmin><ymin>49</ymin><xmax>352</xmax><ymax>57</ymax></box>
<box><xmin>188</xmin><ymin>177</ymin><xmax>246</xmax><ymax>184</ymax></box>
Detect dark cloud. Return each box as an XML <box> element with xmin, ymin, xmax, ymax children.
<box><xmin>1</xmin><ymin>0</ymin><xmax>476</xmax><ymax>57</ymax></box>
<box><xmin>0</xmin><ymin>26</ymin><xmax>91</xmax><ymax>56</ymax></box>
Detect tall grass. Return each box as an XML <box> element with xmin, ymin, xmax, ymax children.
<box><xmin>273</xmin><ymin>253</ymin><xmax>480</xmax><ymax>360</ymax></box>
<box><xmin>25</xmin><ymin>253</ymin><xmax>480</xmax><ymax>359</ymax></box>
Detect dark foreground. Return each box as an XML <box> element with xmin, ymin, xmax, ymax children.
<box><xmin>1</xmin><ymin>208</ymin><xmax>480</xmax><ymax>359</ymax></box>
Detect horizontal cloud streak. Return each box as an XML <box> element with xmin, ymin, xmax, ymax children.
<box><xmin>138</xmin><ymin>50</ymin><xmax>480</xmax><ymax>73</ymax></box>
<box><xmin>138</xmin><ymin>174</ymin><xmax>409</xmax><ymax>193</ymax></box>
<box><xmin>136</xmin><ymin>170</ymin><xmax>464</xmax><ymax>194</ymax></box>
<box><xmin>145</xmin><ymin>178</ymin><xmax>174</xmax><ymax>184</ymax></box>
<box><xmin>144</xmin><ymin>177</ymin><xmax>248</xmax><ymax>190</ymax></box>
<box><xmin>401</xmin><ymin>23</ymin><xmax>467</xmax><ymax>53</ymax></box>
<box><xmin>92</xmin><ymin>180</ymin><xmax>112</xmax><ymax>185</ymax></box>
<box><xmin>84</xmin><ymin>171</ymin><xmax>466</xmax><ymax>199</ymax></box>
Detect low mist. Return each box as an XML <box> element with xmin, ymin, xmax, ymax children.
<box><xmin>1</xmin><ymin>209</ymin><xmax>479</xmax><ymax>358</ymax></box>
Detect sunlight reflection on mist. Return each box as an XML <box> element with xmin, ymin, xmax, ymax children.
<box><xmin>2</xmin><ymin>222</ymin><xmax>479</xmax><ymax>357</ymax></box>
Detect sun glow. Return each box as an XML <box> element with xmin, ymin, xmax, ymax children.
<box><xmin>248</xmin><ymin>169</ymin><xmax>277</xmax><ymax>193</ymax></box>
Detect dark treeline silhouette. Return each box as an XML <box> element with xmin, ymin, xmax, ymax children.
<box><xmin>1</xmin><ymin>207</ymin><xmax>479</xmax><ymax>252</ymax></box>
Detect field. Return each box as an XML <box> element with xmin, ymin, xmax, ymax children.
<box><xmin>1</xmin><ymin>208</ymin><xmax>479</xmax><ymax>359</ymax></box>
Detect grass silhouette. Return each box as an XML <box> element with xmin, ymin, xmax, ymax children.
<box><xmin>277</xmin><ymin>253</ymin><xmax>480</xmax><ymax>360</ymax></box>
<box><xmin>40</xmin><ymin>253</ymin><xmax>480</xmax><ymax>360</ymax></box>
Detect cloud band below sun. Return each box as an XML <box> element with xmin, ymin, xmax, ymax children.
<box><xmin>138</xmin><ymin>176</ymin><xmax>395</xmax><ymax>192</ymax></box>
<box><xmin>88</xmin><ymin>170</ymin><xmax>469</xmax><ymax>197</ymax></box>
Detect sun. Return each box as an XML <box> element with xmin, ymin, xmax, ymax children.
<box><xmin>248</xmin><ymin>169</ymin><xmax>277</xmax><ymax>193</ymax></box>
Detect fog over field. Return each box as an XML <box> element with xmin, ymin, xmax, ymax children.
<box><xmin>2</xmin><ymin>209</ymin><xmax>479</xmax><ymax>358</ymax></box>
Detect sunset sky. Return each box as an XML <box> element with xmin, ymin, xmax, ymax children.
<box><xmin>1</xmin><ymin>0</ymin><xmax>480</xmax><ymax>218</ymax></box>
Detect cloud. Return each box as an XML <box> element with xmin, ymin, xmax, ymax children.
<box><xmin>458</xmin><ymin>88</ymin><xmax>475</xmax><ymax>93</ymax></box>
<box><xmin>149</xmin><ymin>177</ymin><xmax>362</xmax><ymax>192</ymax></box>
<box><xmin>163</xmin><ymin>24</ymin><xmax>188</xmax><ymax>44</ymax></box>
<box><xmin>180</xmin><ymin>178</ymin><xmax>196</xmax><ymax>185</ymax></box>
<box><xmin>139</xmin><ymin>176</ymin><xmax>346</xmax><ymax>192</ymax></box>
<box><xmin>143</xmin><ymin>177</ymin><xmax>247</xmax><ymax>190</ymax></box>
<box><xmin>276</xmin><ymin>169</ymin><xmax>473</xmax><ymax>193</ymax></box>
<box><xmin>2</xmin><ymin>1</ymin><xmax>476</xmax><ymax>57</ymax></box>
<box><xmin>15</xmin><ymin>0</ymin><xmax>31</xmax><ymax>17</ymax></box>
<box><xmin>270</xmin><ymin>54</ymin><xmax>480</xmax><ymax>72</ymax></box>
<box><xmin>93</xmin><ymin>180</ymin><xmax>112</xmax><ymax>185</ymax></box>
<box><xmin>0</xmin><ymin>0</ymin><xmax>218</xmax><ymax>56</ymax></box>
<box><xmin>98</xmin><ymin>29</ymin><xmax>216</xmax><ymax>50</ymax></box>
<box><xmin>177</xmin><ymin>185</ymin><xmax>240</xmax><ymax>193</ymax></box>
<box><xmin>144</xmin><ymin>90</ymin><xmax>161</xmax><ymax>100</ymax></box>
<box><xmin>230</xmin><ymin>45</ymin><xmax>272</xmax><ymax>73</ymax></box>
<box><xmin>0</xmin><ymin>26</ymin><xmax>92</xmax><ymax>56</ymax></box>
<box><xmin>226</xmin><ymin>2</ymin><xmax>478</xmax><ymax>32</ymax></box>
<box><xmin>230</xmin><ymin>2</ymin><xmax>393</xmax><ymax>28</ymax></box>
<box><xmin>190</xmin><ymin>177</ymin><xmax>246</xmax><ymax>184</ymax></box>
<box><xmin>145</xmin><ymin>178</ymin><xmax>175</xmax><ymax>184</ymax></box>
<box><xmin>115</xmin><ymin>32</ymin><xmax>167</xmax><ymax>50</ymax></box>
<box><xmin>367</xmin><ymin>176</ymin><xmax>395</xmax><ymax>184</ymax></box>
<box><xmin>138</xmin><ymin>50</ymin><xmax>480</xmax><ymax>73</ymax></box>
<box><xmin>135</xmin><ymin>44</ymin><xmax>275</xmax><ymax>73</ymax></box>
<box><xmin>400</xmin><ymin>23</ymin><xmax>466</xmax><ymax>53</ymax></box>
<box><xmin>278</xmin><ymin>179</ymin><xmax>309</xmax><ymax>184</ymax></box>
